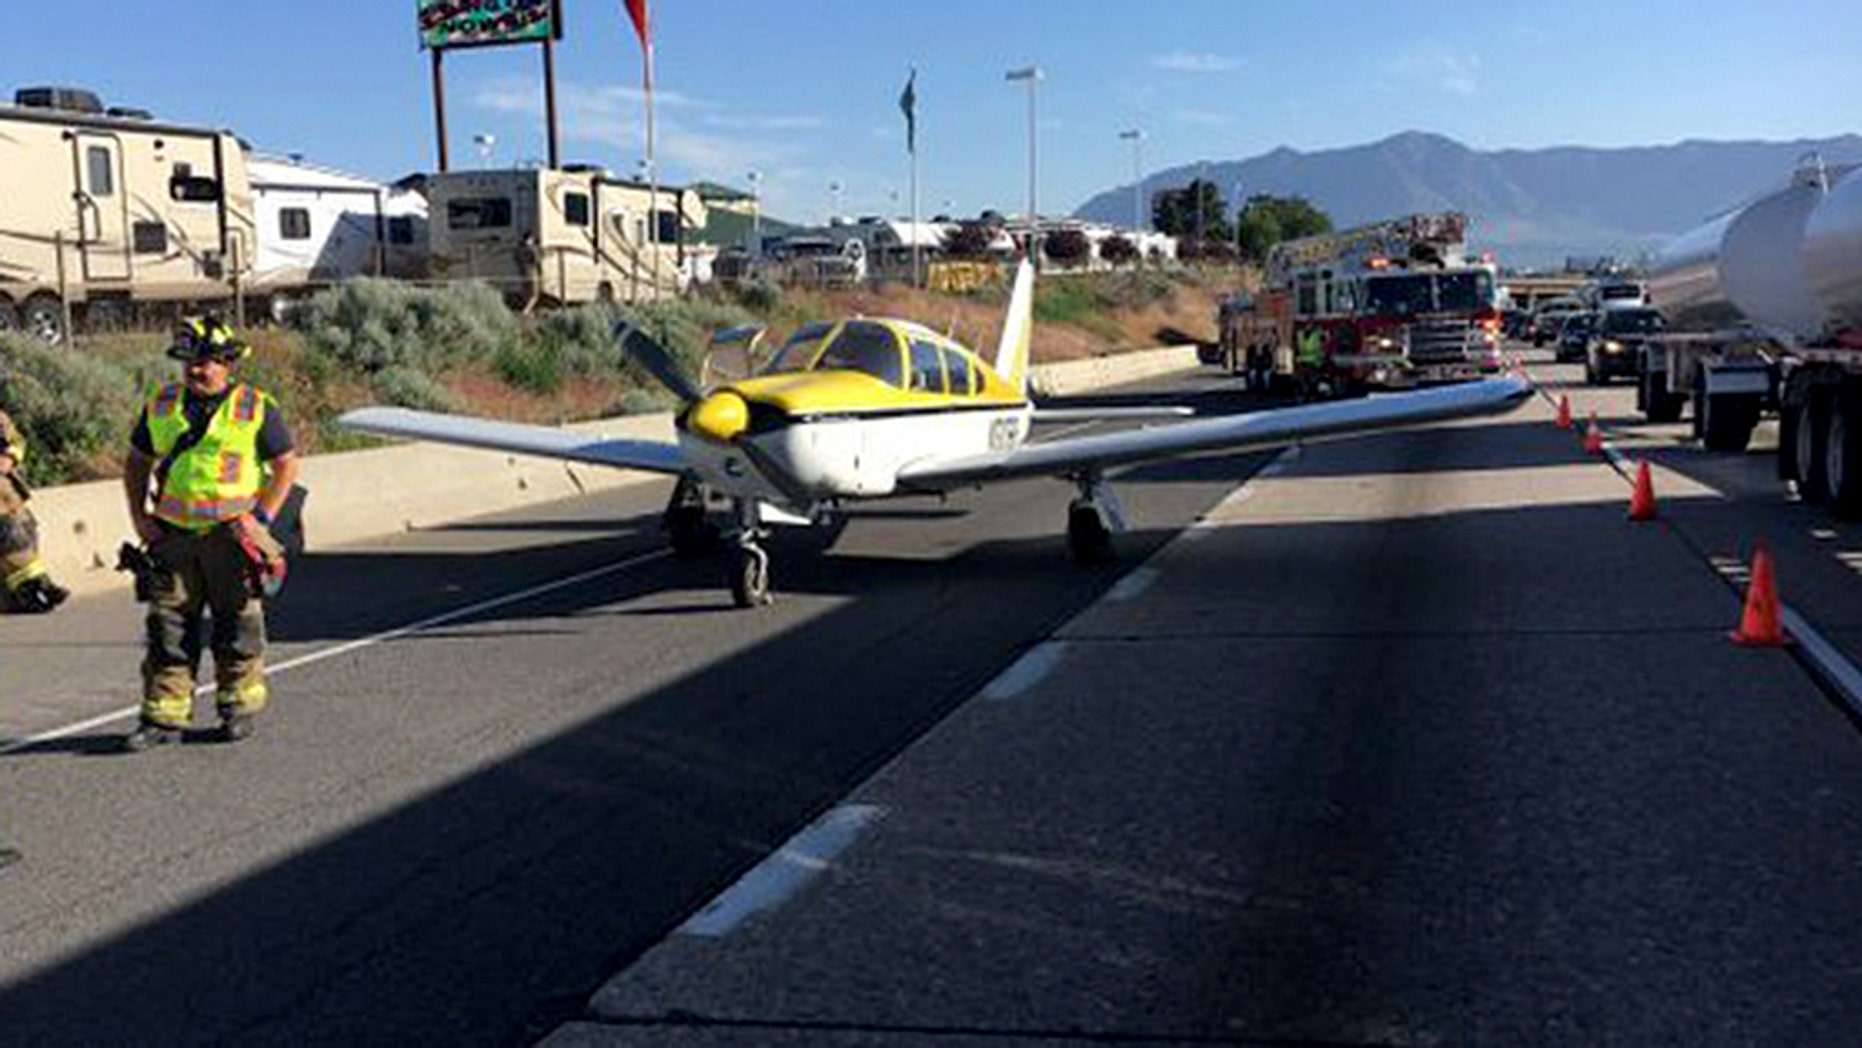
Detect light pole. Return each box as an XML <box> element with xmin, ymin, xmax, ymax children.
<box><xmin>1118</xmin><ymin>129</ymin><xmax>1145</xmax><ymax>234</ymax></box>
<box><xmin>746</xmin><ymin>169</ymin><xmax>763</xmax><ymax>255</ymax></box>
<box><xmin>827</xmin><ymin>179</ymin><xmax>843</xmax><ymax>226</ymax></box>
<box><xmin>1234</xmin><ymin>181</ymin><xmax>1246</xmax><ymax>262</ymax></box>
<box><xmin>1005</xmin><ymin>66</ymin><xmax>1042</xmax><ymax>267</ymax></box>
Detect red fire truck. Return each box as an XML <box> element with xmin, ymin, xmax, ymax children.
<box><xmin>1218</xmin><ymin>212</ymin><xmax>1505</xmax><ymax>397</ymax></box>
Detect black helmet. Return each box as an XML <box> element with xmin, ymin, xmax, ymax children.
<box><xmin>167</xmin><ymin>316</ymin><xmax>251</xmax><ymax>364</ymax></box>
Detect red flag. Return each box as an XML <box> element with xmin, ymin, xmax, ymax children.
<box><xmin>623</xmin><ymin>0</ymin><xmax>650</xmax><ymax>51</ymax></box>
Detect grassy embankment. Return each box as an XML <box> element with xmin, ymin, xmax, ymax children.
<box><xmin>0</xmin><ymin>267</ymin><xmax>1235</xmax><ymax>487</ymax></box>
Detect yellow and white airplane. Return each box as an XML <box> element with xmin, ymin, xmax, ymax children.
<box><xmin>341</xmin><ymin>261</ymin><xmax>1527</xmax><ymax>606</ymax></box>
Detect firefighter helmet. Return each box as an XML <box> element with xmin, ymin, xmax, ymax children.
<box><xmin>167</xmin><ymin>316</ymin><xmax>251</xmax><ymax>364</ymax></box>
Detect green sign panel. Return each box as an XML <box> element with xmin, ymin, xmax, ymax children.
<box><xmin>418</xmin><ymin>0</ymin><xmax>561</xmax><ymax>51</ymax></box>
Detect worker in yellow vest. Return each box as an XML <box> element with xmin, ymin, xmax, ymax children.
<box><xmin>121</xmin><ymin>318</ymin><xmax>298</xmax><ymax>751</ymax></box>
<box><xmin>0</xmin><ymin>408</ymin><xmax>69</xmax><ymax>613</ymax></box>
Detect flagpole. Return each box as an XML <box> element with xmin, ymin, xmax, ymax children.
<box><xmin>910</xmin><ymin>143</ymin><xmax>920</xmax><ymax>288</ymax></box>
<box><xmin>644</xmin><ymin>40</ymin><xmax>659</xmax><ymax>299</ymax></box>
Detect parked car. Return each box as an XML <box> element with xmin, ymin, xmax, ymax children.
<box><xmin>1555</xmin><ymin>311</ymin><xmax>1599</xmax><ymax>363</ymax></box>
<box><xmin>1531</xmin><ymin>297</ymin><xmax>1584</xmax><ymax>346</ymax></box>
<box><xmin>1583</xmin><ymin>306</ymin><xmax>1666</xmax><ymax>385</ymax></box>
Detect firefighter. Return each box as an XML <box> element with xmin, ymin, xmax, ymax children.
<box><xmin>1296</xmin><ymin>325</ymin><xmax>1329</xmax><ymax>400</ymax></box>
<box><xmin>0</xmin><ymin>408</ymin><xmax>70</xmax><ymax>614</ymax></box>
<box><xmin>122</xmin><ymin>318</ymin><xmax>298</xmax><ymax>751</ymax></box>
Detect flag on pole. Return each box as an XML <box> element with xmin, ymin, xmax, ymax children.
<box><xmin>623</xmin><ymin>0</ymin><xmax>650</xmax><ymax>52</ymax></box>
<box><xmin>899</xmin><ymin>68</ymin><xmax>917</xmax><ymax>155</ymax></box>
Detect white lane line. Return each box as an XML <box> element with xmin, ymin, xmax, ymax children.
<box><xmin>980</xmin><ymin>641</ymin><xmax>1068</xmax><ymax>701</ymax></box>
<box><xmin>0</xmin><ymin>547</ymin><xmax>674</xmax><ymax>756</ymax></box>
<box><xmin>677</xmin><ymin>804</ymin><xmax>885</xmax><ymax>938</ymax></box>
<box><xmin>1104</xmin><ymin>566</ymin><xmax>1160</xmax><ymax>602</ymax></box>
<box><xmin>1781</xmin><ymin>607</ymin><xmax>1862</xmax><ymax>718</ymax></box>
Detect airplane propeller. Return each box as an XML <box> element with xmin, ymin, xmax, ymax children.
<box><xmin>614</xmin><ymin>320</ymin><xmax>704</xmax><ymax>404</ymax></box>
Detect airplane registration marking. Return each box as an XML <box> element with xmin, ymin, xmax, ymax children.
<box><xmin>981</xmin><ymin>641</ymin><xmax>1068</xmax><ymax>701</ymax></box>
<box><xmin>0</xmin><ymin>548</ymin><xmax>675</xmax><ymax>755</ymax></box>
<box><xmin>676</xmin><ymin>804</ymin><xmax>885</xmax><ymax>938</ymax></box>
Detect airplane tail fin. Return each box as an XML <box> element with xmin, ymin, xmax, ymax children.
<box><xmin>992</xmin><ymin>259</ymin><xmax>1036</xmax><ymax>397</ymax></box>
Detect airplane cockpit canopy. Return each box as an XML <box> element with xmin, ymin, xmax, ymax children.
<box><xmin>761</xmin><ymin>319</ymin><xmax>986</xmax><ymax>396</ymax></box>
<box><xmin>813</xmin><ymin>320</ymin><xmax>905</xmax><ymax>387</ymax></box>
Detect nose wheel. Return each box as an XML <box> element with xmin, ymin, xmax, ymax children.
<box><xmin>1065</xmin><ymin>472</ymin><xmax>1125</xmax><ymax>565</ymax></box>
<box><xmin>726</xmin><ymin>499</ymin><xmax>774</xmax><ymax>607</ymax></box>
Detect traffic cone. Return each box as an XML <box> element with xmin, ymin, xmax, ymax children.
<box><xmin>1729</xmin><ymin>546</ymin><xmax>1788</xmax><ymax>647</ymax></box>
<box><xmin>1583</xmin><ymin>411</ymin><xmax>1604</xmax><ymax>454</ymax></box>
<box><xmin>1555</xmin><ymin>395</ymin><xmax>1572</xmax><ymax>429</ymax></box>
<box><xmin>1628</xmin><ymin>460</ymin><xmax>1657</xmax><ymax>521</ymax></box>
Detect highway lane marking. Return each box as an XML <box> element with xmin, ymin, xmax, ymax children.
<box><xmin>980</xmin><ymin>641</ymin><xmax>1069</xmax><ymax>701</ymax></box>
<box><xmin>676</xmin><ymin>804</ymin><xmax>885</xmax><ymax>938</ymax></box>
<box><xmin>0</xmin><ymin>548</ymin><xmax>675</xmax><ymax>756</ymax></box>
<box><xmin>1780</xmin><ymin>608</ymin><xmax>1862</xmax><ymax>717</ymax></box>
<box><xmin>1104</xmin><ymin>566</ymin><xmax>1159</xmax><ymax>602</ymax></box>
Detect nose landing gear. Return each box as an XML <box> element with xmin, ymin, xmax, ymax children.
<box><xmin>1065</xmin><ymin>473</ymin><xmax>1125</xmax><ymax>565</ymax></box>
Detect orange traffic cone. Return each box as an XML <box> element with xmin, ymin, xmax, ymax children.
<box><xmin>1628</xmin><ymin>460</ymin><xmax>1658</xmax><ymax>521</ymax></box>
<box><xmin>1583</xmin><ymin>411</ymin><xmax>1604</xmax><ymax>454</ymax></box>
<box><xmin>1729</xmin><ymin>546</ymin><xmax>1788</xmax><ymax>647</ymax></box>
<box><xmin>1555</xmin><ymin>395</ymin><xmax>1572</xmax><ymax>429</ymax></box>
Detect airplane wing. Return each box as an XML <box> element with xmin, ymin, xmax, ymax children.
<box><xmin>337</xmin><ymin>406</ymin><xmax>689</xmax><ymax>475</ymax></box>
<box><xmin>1032</xmin><ymin>405</ymin><xmax>1196</xmax><ymax>423</ymax></box>
<box><xmin>897</xmin><ymin>376</ymin><xmax>1529</xmax><ymax>490</ymax></box>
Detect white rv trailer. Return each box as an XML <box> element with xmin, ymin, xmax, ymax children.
<box><xmin>248</xmin><ymin>156</ymin><xmax>429</xmax><ymax>299</ymax></box>
<box><xmin>423</xmin><ymin>167</ymin><xmax>705</xmax><ymax>307</ymax></box>
<box><xmin>0</xmin><ymin>86</ymin><xmax>258</xmax><ymax>341</ymax></box>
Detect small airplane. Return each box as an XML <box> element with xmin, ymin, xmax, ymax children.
<box><xmin>340</xmin><ymin>261</ymin><xmax>1528</xmax><ymax>607</ymax></box>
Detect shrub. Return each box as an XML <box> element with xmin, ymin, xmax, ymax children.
<box><xmin>370</xmin><ymin>366</ymin><xmax>457</xmax><ymax>412</ymax></box>
<box><xmin>0</xmin><ymin>332</ymin><xmax>141</xmax><ymax>484</ymax></box>
<box><xmin>1042</xmin><ymin>229</ymin><xmax>1092</xmax><ymax>265</ymax></box>
<box><xmin>1100</xmin><ymin>235</ymin><xmax>1139</xmax><ymax>267</ymax></box>
<box><xmin>295</xmin><ymin>279</ymin><xmax>518</xmax><ymax>374</ymax></box>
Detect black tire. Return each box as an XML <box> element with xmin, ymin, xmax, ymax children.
<box><xmin>1790</xmin><ymin>395</ymin><xmax>1827</xmax><ymax>503</ymax></box>
<box><xmin>1700</xmin><ymin>392</ymin><xmax>1758</xmax><ymax>453</ymax></box>
<box><xmin>1066</xmin><ymin>504</ymin><xmax>1114</xmax><ymax>565</ymax></box>
<box><xmin>20</xmin><ymin>295</ymin><xmax>64</xmax><ymax>344</ymax></box>
<box><xmin>1642</xmin><ymin>369</ymin><xmax>1683</xmax><ymax>422</ymax></box>
<box><xmin>0</xmin><ymin>300</ymin><xmax>18</xmax><ymax>334</ymax></box>
<box><xmin>728</xmin><ymin>546</ymin><xmax>771</xmax><ymax>607</ymax></box>
<box><xmin>1583</xmin><ymin>353</ymin><xmax>1601</xmax><ymax>386</ymax></box>
<box><xmin>1827</xmin><ymin>391</ymin><xmax>1861</xmax><ymax>519</ymax></box>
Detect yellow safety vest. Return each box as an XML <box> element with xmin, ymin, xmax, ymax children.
<box><xmin>1297</xmin><ymin>328</ymin><xmax>1325</xmax><ymax>367</ymax></box>
<box><xmin>145</xmin><ymin>382</ymin><xmax>271</xmax><ymax>530</ymax></box>
<box><xmin>0</xmin><ymin>411</ymin><xmax>24</xmax><ymax>469</ymax></box>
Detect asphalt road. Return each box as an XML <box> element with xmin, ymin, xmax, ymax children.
<box><xmin>0</xmin><ymin>369</ymin><xmax>1275</xmax><ymax>1046</ymax></box>
<box><xmin>5</xmin><ymin>354</ymin><xmax>1862</xmax><ymax>1046</ymax></box>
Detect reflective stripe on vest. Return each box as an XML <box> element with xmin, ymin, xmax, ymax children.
<box><xmin>145</xmin><ymin>382</ymin><xmax>269</xmax><ymax>529</ymax></box>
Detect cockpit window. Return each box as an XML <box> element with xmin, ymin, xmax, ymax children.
<box><xmin>765</xmin><ymin>321</ymin><xmax>833</xmax><ymax>373</ymax></box>
<box><xmin>908</xmin><ymin>338</ymin><xmax>946</xmax><ymax>393</ymax></box>
<box><xmin>816</xmin><ymin>320</ymin><xmax>904</xmax><ymax>387</ymax></box>
<box><xmin>941</xmin><ymin>346</ymin><xmax>975</xmax><ymax>395</ymax></box>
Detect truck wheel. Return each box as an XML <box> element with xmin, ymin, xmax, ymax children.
<box><xmin>1700</xmin><ymin>392</ymin><xmax>1758</xmax><ymax>453</ymax></box>
<box><xmin>20</xmin><ymin>295</ymin><xmax>65</xmax><ymax>344</ymax></box>
<box><xmin>1642</xmin><ymin>370</ymin><xmax>1682</xmax><ymax>422</ymax></box>
<box><xmin>1827</xmin><ymin>391</ymin><xmax>1862</xmax><ymax>519</ymax></box>
<box><xmin>1790</xmin><ymin>396</ymin><xmax>1828</xmax><ymax>503</ymax></box>
<box><xmin>0</xmin><ymin>300</ymin><xmax>17</xmax><ymax>334</ymax></box>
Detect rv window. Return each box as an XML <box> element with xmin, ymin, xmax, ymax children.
<box><xmin>133</xmin><ymin>221</ymin><xmax>167</xmax><ymax>255</ymax></box>
<box><xmin>564</xmin><ymin>192</ymin><xmax>591</xmax><ymax>227</ymax></box>
<box><xmin>279</xmin><ymin>208</ymin><xmax>312</xmax><ymax>241</ymax></box>
<box><xmin>447</xmin><ymin>197</ymin><xmax>513</xmax><ymax>230</ymax></box>
<box><xmin>655</xmin><ymin>210</ymin><xmax>679</xmax><ymax>244</ymax></box>
<box><xmin>86</xmin><ymin>147</ymin><xmax>114</xmax><ymax>197</ymax></box>
<box><xmin>388</xmin><ymin>216</ymin><xmax>416</xmax><ymax>245</ymax></box>
<box><xmin>170</xmin><ymin>176</ymin><xmax>221</xmax><ymax>203</ymax></box>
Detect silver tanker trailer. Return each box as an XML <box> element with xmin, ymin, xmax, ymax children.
<box><xmin>1642</xmin><ymin>157</ymin><xmax>1862</xmax><ymax>517</ymax></box>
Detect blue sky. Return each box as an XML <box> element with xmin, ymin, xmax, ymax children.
<box><xmin>4</xmin><ymin>1</ymin><xmax>1857</xmax><ymax>224</ymax></box>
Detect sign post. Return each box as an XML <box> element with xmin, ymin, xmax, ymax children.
<box><xmin>417</xmin><ymin>0</ymin><xmax>564</xmax><ymax>172</ymax></box>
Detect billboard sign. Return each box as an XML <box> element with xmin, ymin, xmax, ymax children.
<box><xmin>419</xmin><ymin>0</ymin><xmax>562</xmax><ymax>51</ymax></box>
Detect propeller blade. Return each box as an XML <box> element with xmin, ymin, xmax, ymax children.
<box><xmin>615</xmin><ymin>320</ymin><xmax>704</xmax><ymax>404</ymax></box>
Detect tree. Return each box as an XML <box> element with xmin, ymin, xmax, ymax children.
<box><xmin>1042</xmin><ymin>228</ymin><xmax>1091</xmax><ymax>266</ymax></box>
<box><xmin>944</xmin><ymin>221</ymin><xmax>996</xmax><ymax>258</ymax></box>
<box><xmin>1099</xmin><ymin>234</ymin><xmax>1138</xmax><ymax>268</ymax></box>
<box><xmin>1151</xmin><ymin>179</ymin><xmax>1232</xmax><ymax>244</ymax></box>
<box><xmin>1234</xmin><ymin>194</ymin><xmax>1332</xmax><ymax>262</ymax></box>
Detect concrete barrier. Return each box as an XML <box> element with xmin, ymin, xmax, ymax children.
<box><xmin>25</xmin><ymin>345</ymin><xmax>1204</xmax><ymax>598</ymax></box>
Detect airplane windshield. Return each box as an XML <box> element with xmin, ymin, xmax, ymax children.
<box><xmin>765</xmin><ymin>322</ymin><xmax>833</xmax><ymax>373</ymax></box>
<box><xmin>814</xmin><ymin>320</ymin><xmax>904</xmax><ymax>387</ymax></box>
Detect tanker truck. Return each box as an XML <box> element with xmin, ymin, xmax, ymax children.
<box><xmin>1640</xmin><ymin>157</ymin><xmax>1862</xmax><ymax>517</ymax></box>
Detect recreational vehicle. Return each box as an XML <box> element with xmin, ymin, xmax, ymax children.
<box><xmin>0</xmin><ymin>87</ymin><xmax>257</xmax><ymax>341</ymax></box>
<box><xmin>423</xmin><ymin>167</ymin><xmax>705</xmax><ymax>307</ymax></box>
<box><xmin>249</xmin><ymin>156</ymin><xmax>429</xmax><ymax>300</ymax></box>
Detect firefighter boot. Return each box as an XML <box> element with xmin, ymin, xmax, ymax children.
<box><xmin>10</xmin><ymin>576</ymin><xmax>69</xmax><ymax>614</ymax></box>
<box><xmin>122</xmin><ymin>718</ymin><xmax>184</xmax><ymax>753</ymax></box>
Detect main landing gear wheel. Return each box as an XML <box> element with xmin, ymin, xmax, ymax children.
<box><xmin>729</xmin><ymin>543</ymin><xmax>772</xmax><ymax>607</ymax></box>
<box><xmin>1066</xmin><ymin>503</ymin><xmax>1114</xmax><ymax>565</ymax></box>
<box><xmin>664</xmin><ymin>476</ymin><xmax>720</xmax><ymax>558</ymax></box>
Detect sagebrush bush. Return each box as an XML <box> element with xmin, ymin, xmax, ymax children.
<box><xmin>296</xmin><ymin>279</ymin><xmax>517</xmax><ymax>373</ymax></box>
<box><xmin>370</xmin><ymin>366</ymin><xmax>457</xmax><ymax>412</ymax></box>
<box><xmin>0</xmin><ymin>332</ymin><xmax>141</xmax><ymax>484</ymax></box>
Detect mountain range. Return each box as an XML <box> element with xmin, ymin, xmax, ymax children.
<box><xmin>1072</xmin><ymin>131</ymin><xmax>1862</xmax><ymax>269</ymax></box>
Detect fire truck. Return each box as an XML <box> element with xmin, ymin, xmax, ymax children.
<box><xmin>1217</xmin><ymin>212</ymin><xmax>1505</xmax><ymax>396</ymax></box>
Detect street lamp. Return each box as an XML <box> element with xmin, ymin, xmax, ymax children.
<box><xmin>1233</xmin><ymin>181</ymin><xmax>1246</xmax><ymax>262</ymax></box>
<box><xmin>827</xmin><ymin>179</ymin><xmax>843</xmax><ymax>225</ymax></box>
<box><xmin>746</xmin><ymin>169</ymin><xmax>763</xmax><ymax>254</ymax></box>
<box><xmin>1005</xmin><ymin>66</ymin><xmax>1043</xmax><ymax>266</ymax></box>
<box><xmin>472</xmin><ymin>133</ymin><xmax>497</xmax><ymax>166</ymax></box>
<box><xmin>1118</xmin><ymin>129</ymin><xmax>1145</xmax><ymax>235</ymax></box>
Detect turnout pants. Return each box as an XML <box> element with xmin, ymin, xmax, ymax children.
<box><xmin>141</xmin><ymin>523</ymin><xmax>273</xmax><ymax>728</ymax></box>
<box><xmin>0</xmin><ymin>478</ymin><xmax>48</xmax><ymax>603</ymax></box>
